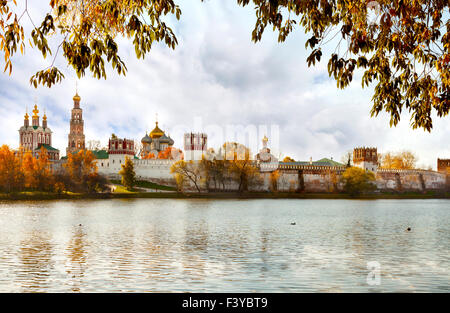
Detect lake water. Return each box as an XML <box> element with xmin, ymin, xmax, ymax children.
<box><xmin>0</xmin><ymin>199</ymin><xmax>448</xmax><ymax>292</ymax></box>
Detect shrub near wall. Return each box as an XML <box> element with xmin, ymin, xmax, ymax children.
<box><xmin>342</xmin><ymin>167</ymin><xmax>376</xmax><ymax>196</ymax></box>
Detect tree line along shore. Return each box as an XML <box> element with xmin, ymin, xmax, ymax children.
<box><xmin>0</xmin><ymin>145</ymin><xmax>449</xmax><ymax>201</ymax></box>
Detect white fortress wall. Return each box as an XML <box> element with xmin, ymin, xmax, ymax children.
<box><xmin>94</xmin><ymin>153</ymin><xmax>447</xmax><ymax>192</ymax></box>
<box><xmin>96</xmin><ymin>156</ymin><xmax>176</xmax><ymax>183</ymax></box>
<box><xmin>133</xmin><ymin>159</ymin><xmax>175</xmax><ymax>180</ymax></box>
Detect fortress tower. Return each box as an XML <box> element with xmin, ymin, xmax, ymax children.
<box><xmin>184</xmin><ymin>133</ymin><xmax>207</xmax><ymax>161</ymax></box>
<box><xmin>353</xmin><ymin>147</ymin><xmax>378</xmax><ymax>172</ymax></box>
<box><xmin>437</xmin><ymin>159</ymin><xmax>450</xmax><ymax>173</ymax></box>
<box><xmin>66</xmin><ymin>92</ymin><xmax>85</xmax><ymax>156</ymax></box>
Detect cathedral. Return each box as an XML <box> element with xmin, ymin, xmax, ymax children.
<box><xmin>140</xmin><ymin>121</ymin><xmax>174</xmax><ymax>158</ymax></box>
<box><xmin>19</xmin><ymin>104</ymin><xmax>60</xmax><ymax>161</ymax></box>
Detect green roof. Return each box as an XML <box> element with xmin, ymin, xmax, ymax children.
<box><xmin>314</xmin><ymin>158</ymin><xmax>345</xmax><ymax>167</ymax></box>
<box><xmin>35</xmin><ymin>144</ymin><xmax>59</xmax><ymax>151</ymax></box>
<box><xmin>280</xmin><ymin>158</ymin><xmax>345</xmax><ymax>167</ymax></box>
<box><xmin>91</xmin><ymin>150</ymin><xmax>109</xmax><ymax>159</ymax></box>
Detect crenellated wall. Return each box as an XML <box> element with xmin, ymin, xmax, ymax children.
<box><xmin>260</xmin><ymin>168</ymin><xmax>447</xmax><ymax>193</ymax></box>
<box><xmin>93</xmin><ymin>154</ymin><xmax>447</xmax><ymax>193</ymax></box>
<box><xmin>96</xmin><ymin>158</ymin><xmax>177</xmax><ymax>186</ymax></box>
<box><xmin>375</xmin><ymin>169</ymin><xmax>446</xmax><ymax>191</ymax></box>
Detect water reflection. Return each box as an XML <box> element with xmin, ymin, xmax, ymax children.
<box><xmin>0</xmin><ymin>199</ymin><xmax>448</xmax><ymax>292</ymax></box>
<box><xmin>66</xmin><ymin>226</ymin><xmax>87</xmax><ymax>292</ymax></box>
<box><xmin>17</xmin><ymin>231</ymin><xmax>53</xmax><ymax>292</ymax></box>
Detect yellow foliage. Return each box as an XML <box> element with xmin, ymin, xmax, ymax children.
<box><xmin>0</xmin><ymin>145</ymin><xmax>24</xmax><ymax>192</ymax></box>
<box><xmin>269</xmin><ymin>170</ymin><xmax>280</xmax><ymax>192</ymax></box>
<box><xmin>64</xmin><ymin>149</ymin><xmax>97</xmax><ymax>183</ymax></box>
<box><xmin>341</xmin><ymin>167</ymin><xmax>376</xmax><ymax>196</ymax></box>
<box><xmin>380</xmin><ymin>151</ymin><xmax>417</xmax><ymax>169</ymax></box>
<box><xmin>282</xmin><ymin>156</ymin><xmax>295</xmax><ymax>162</ymax></box>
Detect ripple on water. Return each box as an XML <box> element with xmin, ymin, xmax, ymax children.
<box><xmin>0</xmin><ymin>199</ymin><xmax>448</xmax><ymax>292</ymax></box>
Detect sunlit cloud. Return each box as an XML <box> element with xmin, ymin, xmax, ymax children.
<box><xmin>0</xmin><ymin>0</ymin><xmax>448</xmax><ymax>169</ymax></box>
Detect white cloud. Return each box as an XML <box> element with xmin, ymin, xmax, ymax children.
<box><xmin>0</xmin><ymin>0</ymin><xmax>448</xmax><ymax>169</ymax></box>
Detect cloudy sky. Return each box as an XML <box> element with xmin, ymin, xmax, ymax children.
<box><xmin>0</xmin><ymin>1</ymin><xmax>448</xmax><ymax>169</ymax></box>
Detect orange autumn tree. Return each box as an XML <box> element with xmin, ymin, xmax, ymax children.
<box><xmin>22</xmin><ymin>147</ymin><xmax>53</xmax><ymax>191</ymax></box>
<box><xmin>0</xmin><ymin>145</ymin><xmax>24</xmax><ymax>193</ymax></box>
<box><xmin>142</xmin><ymin>152</ymin><xmax>156</xmax><ymax>159</ymax></box>
<box><xmin>158</xmin><ymin>146</ymin><xmax>183</xmax><ymax>160</ymax></box>
<box><xmin>64</xmin><ymin>149</ymin><xmax>98</xmax><ymax>191</ymax></box>
<box><xmin>379</xmin><ymin>151</ymin><xmax>417</xmax><ymax>170</ymax></box>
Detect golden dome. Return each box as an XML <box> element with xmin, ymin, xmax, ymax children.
<box><xmin>32</xmin><ymin>104</ymin><xmax>39</xmax><ymax>118</ymax></box>
<box><xmin>149</xmin><ymin>121</ymin><xmax>164</xmax><ymax>139</ymax></box>
<box><xmin>73</xmin><ymin>92</ymin><xmax>81</xmax><ymax>101</ymax></box>
<box><xmin>24</xmin><ymin>112</ymin><xmax>29</xmax><ymax>120</ymax></box>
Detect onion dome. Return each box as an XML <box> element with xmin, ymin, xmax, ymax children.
<box><xmin>73</xmin><ymin>92</ymin><xmax>81</xmax><ymax>101</ymax></box>
<box><xmin>159</xmin><ymin>133</ymin><xmax>171</xmax><ymax>144</ymax></box>
<box><xmin>141</xmin><ymin>132</ymin><xmax>152</xmax><ymax>144</ymax></box>
<box><xmin>24</xmin><ymin>112</ymin><xmax>29</xmax><ymax>120</ymax></box>
<box><xmin>168</xmin><ymin>135</ymin><xmax>174</xmax><ymax>146</ymax></box>
<box><xmin>149</xmin><ymin>121</ymin><xmax>164</xmax><ymax>139</ymax></box>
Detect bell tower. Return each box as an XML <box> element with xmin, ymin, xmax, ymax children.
<box><xmin>66</xmin><ymin>90</ymin><xmax>85</xmax><ymax>156</ymax></box>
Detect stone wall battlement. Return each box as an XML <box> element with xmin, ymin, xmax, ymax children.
<box><xmin>278</xmin><ymin>164</ymin><xmax>346</xmax><ymax>171</ymax></box>
<box><xmin>133</xmin><ymin>159</ymin><xmax>175</xmax><ymax>166</ymax></box>
<box><xmin>377</xmin><ymin>168</ymin><xmax>442</xmax><ymax>175</ymax></box>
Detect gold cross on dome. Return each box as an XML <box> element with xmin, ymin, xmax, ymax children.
<box><xmin>32</xmin><ymin>104</ymin><xmax>39</xmax><ymax>117</ymax></box>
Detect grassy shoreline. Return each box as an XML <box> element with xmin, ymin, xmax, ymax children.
<box><xmin>1</xmin><ymin>191</ymin><xmax>449</xmax><ymax>201</ymax></box>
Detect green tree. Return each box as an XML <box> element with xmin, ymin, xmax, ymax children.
<box><xmin>119</xmin><ymin>156</ymin><xmax>136</xmax><ymax>190</ymax></box>
<box><xmin>341</xmin><ymin>166</ymin><xmax>376</xmax><ymax>196</ymax></box>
